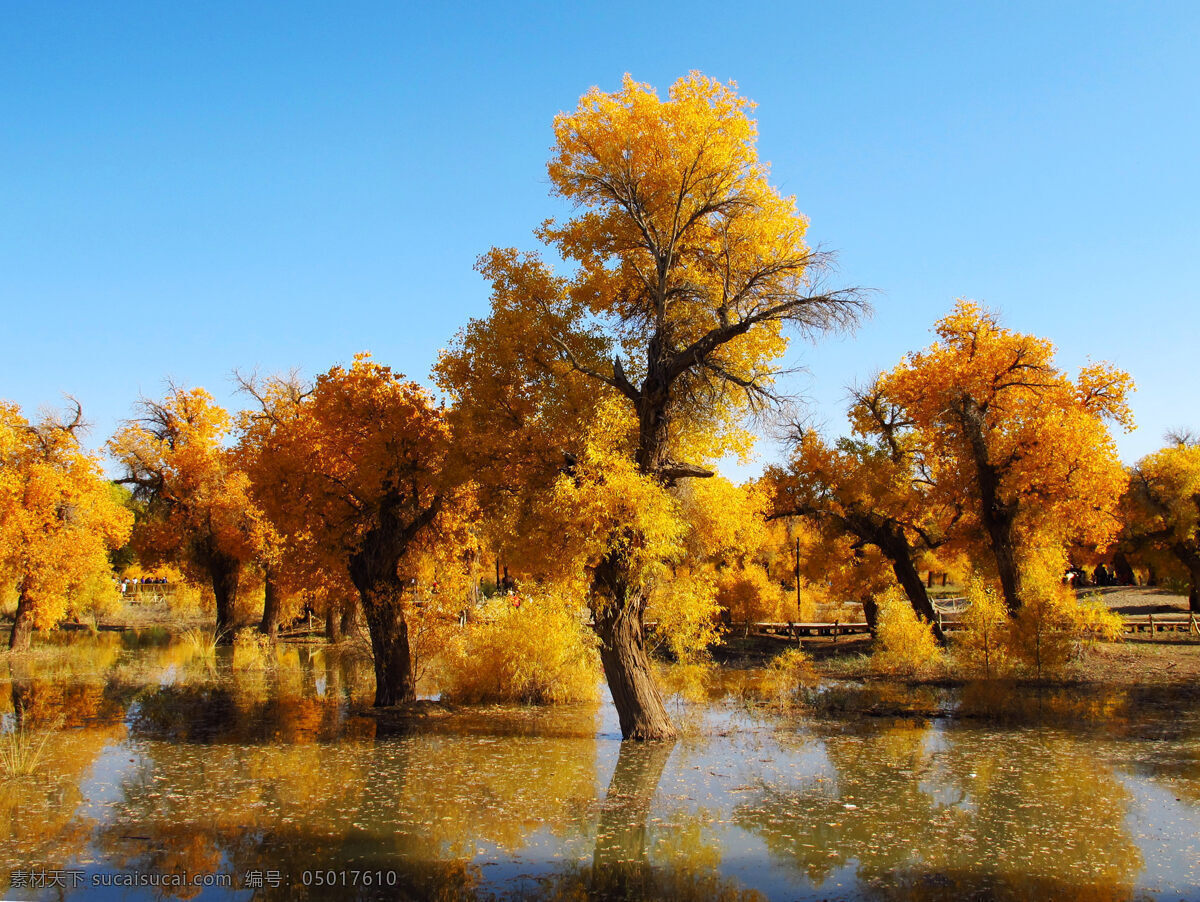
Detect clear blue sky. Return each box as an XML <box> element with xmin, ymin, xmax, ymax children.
<box><xmin>3</xmin><ymin>1</ymin><xmax>1197</xmax><ymax>475</ymax></box>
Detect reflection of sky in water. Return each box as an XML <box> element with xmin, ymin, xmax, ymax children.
<box><xmin>1121</xmin><ymin>775</ymin><xmax>1200</xmax><ymax>897</ymax></box>
<box><xmin>3</xmin><ymin>633</ymin><xmax>1200</xmax><ymax>900</ymax></box>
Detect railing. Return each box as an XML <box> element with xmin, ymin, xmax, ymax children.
<box><xmin>1121</xmin><ymin>612</ymin><xmax>1199</xmax><ymax>636</ymax></box>
<box><xmin>724</xmin><ymin>610</ymin><xmax>1200</xmax><ymax>641</ymax></box>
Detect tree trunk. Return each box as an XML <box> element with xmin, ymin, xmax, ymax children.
<box><xmin>8</xmin><ymin>590</ymin><xmax>34</xmax><ymax>652</ymax></box>
<box><xmin>345</xmin><ymin>503</ymin><xmax>439</xmax><ymax>708</ymax></box>
<box><xmin>357</xmin><ymin>583</ymin><xmax>416</xmax><ymax>706</ymax></box>
<box><xmin>985</xmin><ymin>511</ymin><xmax>1023</xmax><ymax>614</ymax></box>
<box><xmin>592</xmin><ymin>553</ymin><xmax>676</xmax><ymax>741</ymax></box>
<box><xmin>340</xmin><ymin>605</ymin><xmax>356</xmax><ymax>639</ymax></box>
<box><xmin>861</xmin><ymin>595</ymin><xmax>879</xmax><ymax>633</ymax></box>
<box><xmin>956</xmin><ymin>396</ymin><xmax>1023</xmax><ymax>613</ymax></box>
<box><xmin>876</xmin><ymin>522</ymin><xmax>946</xmax><ymax>643</ymax></box>
<box><xmin>845</xmin><ymin>513</ymin><xmax>946</xmax><ymax>643</ymax></box>
<box><xmin>325</xmin><ymin>606</ymin><xmax>342</xmax><ymax>643</ymax></box>
<box><xmin>1173</xmin><ymin>543</ymin><xmax>1200</xmax><ymax>614</ymax></box>
<box><xmin>209</xmin><ymin>554</ymin><xmax>241</xmax><ymax>644</ymax></box>
<box><xmin>260</xmin><ymin>569</ymin><xmax>281</xmax><ymax>639</ymax></box>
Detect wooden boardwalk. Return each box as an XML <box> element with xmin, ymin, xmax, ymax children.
<box><xmin>729</xmin><ymin>609</ymin><xmax>1200</xmax><ymax>641</ymax></box>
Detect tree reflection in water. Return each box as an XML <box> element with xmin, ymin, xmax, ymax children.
<box><xmin>4</xmin><ymin>634</ymin><xmax>1200</xmax><ymax>900</ymax></box>
<box><xmin>736</xmin><ymin>719</ymin><xmax>1145</xmax><ymax>901</ymax></box>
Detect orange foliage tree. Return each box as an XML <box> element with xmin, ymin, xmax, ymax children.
<box><xmin>875</xmin><ymin>301</ymin><xmax>1132</xmax><ymax>613</ymax></box>
<box><xmin>1122</xmin><ymin>436</ymin><xmax>1200</xmax><ymax>611</ymax></box>
<box><xmin>233</xmin><ymin>373</ymin><xmax>324</xmax><ymax>640</ymax></box>
<box><xmin>766</xmin><ymin>389</ymin><xmax>963</xmax><ymax>640</ymax></box>
<box><xmin>245</xmin><ymin>355</ymin><xmax>472</xmax><ymax>706</ymax></box>
<box><xmin>1</xmin><ymin>401</ymin><xmax>132</xmax><ymax>651</ymax></box>
<box><xmin>108</xmin><ymin>388</ymin><xmax>264</xmax><ymax>641</ymax></box>
<box><xmin>437</xmin><ymin>73</ymin><xmax>864</xmax><ymax>740</ymax></box>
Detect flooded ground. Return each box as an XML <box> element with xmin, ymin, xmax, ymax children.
<box><xmin>3</xmin><ymin>632</ymin><xmax>1200</xmax><ymax>900</ymax></box>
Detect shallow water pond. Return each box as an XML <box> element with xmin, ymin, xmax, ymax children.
<box><xmin>3</xmin><ymin>632</ymin><xmax>1200</xmax><ymax>900</ymax></box>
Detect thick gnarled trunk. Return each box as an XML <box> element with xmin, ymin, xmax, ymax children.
<box><xmin>325</xmin><ymin>606</ymin><xmax>342</xmax><ymax>643</ymax></box>
<box><xmin>8</xmin><ymin>590</ymin><xmax>34</xmax><ymax>652</ymax></box>
<box><xmin>881</xmin><ymin>527</ymin><xmax>946</xmax><ymax>643</ymax></box>
<box><xmin>983</xmin><ymin>511</ymin><xmax>1022</xmax><ymax>614</ymax></box>
<box><xmin>957</xmin><ymin>396</ymin><xmax>1023</xmax><ymax>613</ymax></box>
<box><xmin>209</xmin><ymin>554</ymin><xmax>241</xmax><ymax>644</ymax></box>
<box><xmin>344</xmin><ymin>496</ymin><xmax>441</xmax><ymax>707</ymax></box>
<box><xmin>357</xmin><ymin>583</ymin><xmax>415</xmax><ymax>706</ymax></box>
<box><xmin>849</xmin><ymin>512</ymin><xmax>946</xmax><ymax>643</ymax></box>
<box><xmin>260</xmin><ymin>568</ymin><xmax>281</xmax><ymax>639</ymax></box>
<box><xmin>592</xmin><ymin>553</ymin><xmax>676</xmax><ymax>741</ymax></box>
<box><xmin>348</xmin><ymin>523</ymin><xmax>418</xmax><ymax>707</ymax></box>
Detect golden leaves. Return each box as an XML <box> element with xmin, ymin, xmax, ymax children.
<box><xmin>0</xmin><ymin>401</ymin><xmax>132</xmax><ymax>631</ymax></box>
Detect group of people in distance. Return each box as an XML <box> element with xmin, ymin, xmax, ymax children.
<box><xmin>120</xmin><ymin>576</ymin><xmax>169</xmax><ymax>594</ymax></box>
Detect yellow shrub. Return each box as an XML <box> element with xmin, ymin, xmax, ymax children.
<box><xmin>167</xmin><ymin>580</ymin><xmax>211</xmax><ymax>620</ymax></box>
<box><xmin>66</xmin><ymin>571</ymin><xmax>123</xmax><ymax>622</ymax></box>
<box><xmin>953</xmin><ymin>579</ymin><xmax>1012</xmax><ymax>678</ymax></box>
<box><xmin>646</xmin><ymin>571</ymin><xmax>723</xmax><ymax>664</ymax></box>
<box><xmin>716</xmin><ymin>565</ymin><xmax>787</xmax><ymax>622</ymax></box>
<box><xmin>232</xmin><ymin>628</ymin><xmax>273</xmax><ymax>671</ymax></box>
<box><xmin>872</xmin><ymin>587</ymin><xmax>945</xmax><ymax>677</ymax></box>
<box><xmin>440</xmin><ymin>593</ymin><xmax>599</xmax><ymax>705</ymax></box>
<box><xmin>1074</xmin><ymin>596</ymin><xmax>1125</xmax><ymax>644</ymax></box>
<box><xmin>1006</xmin><ymin>553</ymin><xmax>1088</xmax><ymax>679</ymax></box>
<box><xmin>763</xmin><ymin>646</ymin><xmax>816</xmax><ymax>705</ymax></box>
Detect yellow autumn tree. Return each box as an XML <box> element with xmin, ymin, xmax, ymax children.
<box><xmin>1121</xmin><ymin>437</ymin><xmax>1200</xmax><ymax>611</ymax></box>
<box><xmin>245</xmin><ymin>355</ymin><xmax>473</xmax><ymax>706</ymax></box>
<box><xmin>875</xmin><ymin>300</ymin><xmax>1132</xmax><ymax>613</ymax></box>
<box><xmin>233</xmin><ymin>372</ymin><xmax>339</xmax><ymax>640</ymax></box>
<box><xmin>767</xmin><ymin>417</ymin><xmax>958</xmax><ymax>641</ymax></box>
<box><xmin>108</xmin><ymin>387</ymin><xmax>264</xmax><ymax>641</ymax></box>
<box><xmin>437</xmin><ymin>73</ymin><xmax>864</xmax><ymax>740</ymax></box>
<box><xmin>1</xmin><ymin>401</ymin><xmax>132</xmax><ymax>650</ymax></box>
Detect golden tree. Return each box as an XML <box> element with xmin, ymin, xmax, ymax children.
<box><xmin>108</xmin><ymin>387</ymin><xmax>264</xmax><ymax>641</ymax></box>
<box><xmin>767</xmin><ymin>417</ymin><xmax>956</xmax><ymax>641</ymax></box>
<box><xmin>1</xmin><ymin>401</ymin><xmax>132</xmax><ymax>650</ymax></box>
<box><xmin>249</xmin><ymin>355</ymin><xmax>472</xmax><ymax>706</ymax></box>
<box><xmin>1122</xmin><ymin>437</ymin><xmax>1200</xmax><ymax>611</ymax></box>
<box><xmin>233</xmin><ymin>373</ymin><xmax>323</xmax><ymax>640</ymax></box>
<box><xmin>437</xmin><ymin>73</ymin><xmax>864</xmax><ymax>739</ymax></box>
<box><xmin>875</xmin><ymin>301</ymin><xmax>1132</xmax><ymax>613</ymax></box>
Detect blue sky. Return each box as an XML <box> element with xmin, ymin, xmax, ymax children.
<box><xmin>2</xmin><ymin>1</ymin><xmax>1197</xmax><ymax>476</ymax></box>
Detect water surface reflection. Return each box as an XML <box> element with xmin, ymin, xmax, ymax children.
<box><xmin>2</xmin><ymin>633</ymin><xmax>1199</xmax><ymax>900</ymax></box>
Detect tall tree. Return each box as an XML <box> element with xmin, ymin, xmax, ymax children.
<box><xmin>1</xmin><ymin>401</ymin><xmax>132</xmax><ymax>651</ymax></box>
<box><xmin>234</xmin><ymin>372</ymin><xmax>317</xmax><ymax>640</ymax></box>
<box><xmin>108</xmin><ymin>387</ymin><xmax>264</xmax><ymax>641</ymax></box>
<box><xmin>437</xmin><ymin>73</ymin><xmax>864</xmax><ymax>739</ymax></box>
<box><xmin>874</xmin><ymin>301</ymin><xmax>1132</xmax><ymax>613</ymax></box>
<box><xmin>248</xmin><ymin>355</ymin><xmax>471</xmax><ymax>706</ymax></box>
<box><xmin>1121</xmin><ymin>436</ymin><xmax>1200</xmax><ymax>612</ymax></box>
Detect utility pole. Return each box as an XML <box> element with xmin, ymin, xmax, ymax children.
<box><xmin>795</xmin><ymin>535</ymin><xmax>802</xmax><ymax>615</ymax></box>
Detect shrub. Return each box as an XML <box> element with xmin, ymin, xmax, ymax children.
<box><xmin>715</xmin><ymin>565</ymin><xmax>787</xmax><ymax>623</ymax></box>
<box><xmin>232</xmin><ymin>628</ymin><xmax>273</xmax><ymax>670</ymax></box>
<box><xmin>440</xmin><ymin>593</ymin><xmax>599</xmax><ymax>705</ymax></box>
<box><xmin>871</xmin><ymin>586</ymin><xmax>945</xmax><ymax>677</ymax></box>
<box><xmin>762</xmin><ymin>647</ymin><xmax>816</xmax><ymax>706</ymax></box>
<box><xmin>953</xmin><ymin>579</ymin><xmax>1012</xmax><ymax>678</ymax></box>
<box><xmin>181</xmin><ymin>627</ymin><xmax>219</xmax><ymax>665</ymax></box>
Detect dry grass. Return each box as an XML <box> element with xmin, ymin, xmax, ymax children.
<box><xmin>0</xmin><ymin>715</ymin><xmax>64</xmax><ymax>778</ymax></box>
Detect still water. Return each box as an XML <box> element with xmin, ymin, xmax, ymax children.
<box><xmin>3</xmin><ymin>632</ymin><xmax>1200</xmax><ymax>900</ymax></box>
